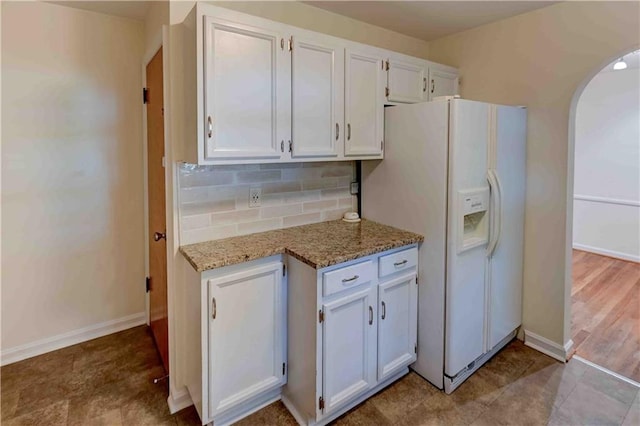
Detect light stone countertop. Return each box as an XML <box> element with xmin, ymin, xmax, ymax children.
<box><xmin>179</xmin><ymin>219</ymin><xmax>424</xmax><ymax>272</ymax></box>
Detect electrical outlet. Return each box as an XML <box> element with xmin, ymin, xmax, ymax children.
<box><xmin>249</xmin><ymin>188</ymin><xmax>262</xmax><ymax>208</ymax></box>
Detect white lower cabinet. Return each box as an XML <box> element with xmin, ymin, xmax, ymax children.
<box><xmin>182</xmin><ymin>256</ymin><xmax>287</xmax><ymax>426</ymax></box>
<box><xmin>284</xmin><ymin>245</ymin><xmax>418</xmax><ymax>425</ymax></box>
<box><xmin>377</xmin><ymin>274</ymin><xmax>418</xmax><ymax>381</ymax></box>
<box><xmin>322</xmin><ymin>286</ymin><xmax>377</xmax><ymax>415</ymax></box>
<box><xmin>180</xmin><ymin>246</ymin><xmax>417</xmax><ymax>426</ymax></box>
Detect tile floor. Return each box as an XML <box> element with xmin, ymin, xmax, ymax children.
<box><xmin>1</xmin><ymin>326</ymin><xmax>638</xmax><ymax>425</ymax></box>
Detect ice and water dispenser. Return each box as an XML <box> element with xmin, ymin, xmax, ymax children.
<box><xmin>457</xmin><ymin>188</ymin><xmax>490</xmax><ymax>253</ymax></box>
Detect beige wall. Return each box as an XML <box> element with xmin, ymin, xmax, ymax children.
<box><xmin>1</xmin><ymin>2</ymin><xmax>145</xmax><ymax>353</ymax></box>
<box><xmin>145</xmin><ymin>1</ymin><xmax>169</xmax><ymax>55</ymax></box>
<box><xmin>170</xmin><ymin>1</ymin><xmax>430</xmax><ymax>59</ymax></box>
<box><xmin>428</xmin><ymin>1</ymin><xmax>640</xmax><ymax>346</ymax></box>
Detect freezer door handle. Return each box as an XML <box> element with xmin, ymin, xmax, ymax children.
<box><xmin>487</xmin><ymin>169</ymin><xmax>503</xmax><ymax>258</ymax></box>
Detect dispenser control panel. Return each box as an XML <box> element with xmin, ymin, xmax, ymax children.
<box><xmin>462</xmin><ymin>193</ymin><xmax>489</xmax><ymax>215</ymax></box>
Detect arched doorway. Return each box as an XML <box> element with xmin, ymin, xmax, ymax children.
<box><xmin>566</xmin><ymin>48</ymin><xmax>640</xmax><ymax>384</ymax></box>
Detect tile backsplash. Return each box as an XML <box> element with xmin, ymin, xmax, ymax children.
<box><xmin>179</xmin><ymin>162</ymin><xmax>358</xmax><ymax>245</ymax></box>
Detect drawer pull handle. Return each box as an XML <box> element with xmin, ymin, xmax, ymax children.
<box><xmin>342</xmin><ymin>275</ymin><xmax>359</xmax><ymax>283</ymax></box>
<box><xmin>381</xmin><ymin>301</ymin><xmax>386</xmax><ymax>320</ymax></box>
<box><xmin>369</xmin><ymin>306</ymin><xmax>373</xmax><ymax>325</ymax></box>
<box><xmin>394</xmin><ymin>260</ymin><xmax>408</xmax><ymax>267</ymax></box>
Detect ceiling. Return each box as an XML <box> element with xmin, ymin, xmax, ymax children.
<box><xmin>47</xmin><ymin>1</ymin><xmax>154</xmax><ymax>21</ymax></box>
<box><xmin>305</xmin><ymin>1</ymin><xmax>557</xmax><ymax>41</ymax></box>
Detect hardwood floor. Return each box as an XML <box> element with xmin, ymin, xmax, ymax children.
<box><xmin>572</xmin><ymin>249</ymin><xmax>640</xmax><ymax>382</ymax></box>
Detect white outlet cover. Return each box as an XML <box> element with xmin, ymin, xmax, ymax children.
<box><xmin>249</xmin><ymin>188</ymin><xmax>262</xmax><ymax>207</ymax></box>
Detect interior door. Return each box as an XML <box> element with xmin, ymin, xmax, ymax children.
<box><xmin>387</xmin><ymin>59</ymin><xmax>425</xmax><ymax>103</ymax></box>
<box><xmin>344</xmin><ymin>49</ymin><xmax>384</xmax><ymax>157</ymax></box>
<box><xmin>428</xmin><ymin>68</ymin><xmax>459</xmax><ymax>101</ymax></box>
<box><xmin>377</xmin><ymin>274</ymin><xmax>417</xmax><ymax>381</ymax></box>
<box><xmin>445</xmin><ymin>100</ymin><xmax>490</xmax><ymax>378</ymax></box>
<box><xmin>208</xmin><ymin>262</ymin><xmax>286</xmax><ymax>417</ymax></box>
<box><xmin>291</xmin><ymin>36</ymin><xmax>343</xmax><ymax>158</ymax></box>
<box><xmin>146</xmin><ymin>47</ymin><xmax>168</xmax><ymax>373</ymax></box>
<box><xmin>487</xmin><ymin>105</ymin><xmax>527</xmax><ymax>349</ymax></box>
<box><xmin>322</xmin><ymin>286</ymin><xmax>376</xmax><ymax>415</ymax></box>
<box><xmin>204</xmin><ymin>17</ymin><xmax>288</xmax><ymax>160</ymax></box>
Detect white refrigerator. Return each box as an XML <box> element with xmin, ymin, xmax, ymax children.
<box><xmin>362</xmin><ymin>99</ymin><xmax>526</xmax><ymax>393</ymax></box>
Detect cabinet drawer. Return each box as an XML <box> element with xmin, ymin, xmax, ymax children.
<box><xmin>323</xmin><ymin>261</ymin><xmax>374</xmax><ymax>297</ymax></box>
<box><xmin>379</xmin><ymin>248</ymin><xmax>418</xmax><ymax>278</ymax></box>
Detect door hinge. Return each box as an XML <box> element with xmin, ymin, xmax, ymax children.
<box><xmin>283</xmin><ymin>264</ymin><xmax>286</xmax><ymax>276</ymax></box>
<box><xmin>385</xmin><ymin>60</ymin><xmax>390</xmax><ymax>71</ymax></box>
<box><xmin>318</xmin><ymin>309</ymin><xmax>324</xmax><ymax>323</ymax></box>
<box><xmin>385</xmin><ymin>87</ymin><xmax>390</xmax><ymax>97</ymax></box>
<box><xmin>282</xmin><ymin>362</ymin><xmax>286</xmax><ymax>375</ymax></box>
<box><xmin>145</xmin><ymin>276</ymin><xmax>151</xmax><ymax>293</ymax></box>
<box><xmin>319</xmin><ymin>396</ymin><xmax>325</xmax><ymax>410</ymax></box>
<box><xmin>143</xmin><ymin>88</ymin><xmax>149</xmax><ymax>104</ymax></box>
<box><xmin>414</xmin><ymin>343</ymin><xmax>417</xmax><ymax>354</ymax></box>
<box><xmin>288</xmin><ymin>36</ymin><xmax>293</xmax><ymax>52</ymax></box>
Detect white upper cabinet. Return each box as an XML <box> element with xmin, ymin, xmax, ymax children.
<box><xmin>181</xmin><ymin>4</ymin><xmax>457</xmax><ymax>165</ymax></box>
<box><xmin>428</xmin><ymin>68</ymin><xmax>459</xmax><ymax>100</ymax></box>
<box><xmin>344</xmin><ymin>49</ymin><xmax>384</xmax><ymax>157</ymax></box>
<box><xmin>203</xmin><ymin>17</ymin><xmax>290</xmax><ymax>161</ymax></box>
<box><xmin>386</xmin><ymin>59</ymin><xmax>426</xmax><ymax>103</ymax></box>
<box><xmin>291</xmin><ymin>35</ymin><xmax>343</xmax><ymax>158</ymax></box>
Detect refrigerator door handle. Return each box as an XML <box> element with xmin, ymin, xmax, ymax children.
<box><xmin>487</xmin><ymin>169</ymin><xmax>502</xmax><ymax>258</ymax></box>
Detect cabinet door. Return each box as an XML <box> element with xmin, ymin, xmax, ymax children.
<box><xmin>344</xmin><ymin>50</ymin><xmax>384</xmax><ymax>157</ymax></box>
<box><xmin>292</xmin><ymin>36</ymin><xmax>343</xmax><ymax>158</ymax></box>
<box><xmin>204</xmin><ymin>17</ymin><xmax>289</xmax><ymax>160</ymax></box>
<box><xmin>377</xmin><ymin>274</ymin><xmax>417</xmax><ymax>381</ymax></box>
<box><xmin>428</xmin><ymin>68</ymin><xmax>459</xmax><ymax>101</ymax></box>
<box><xmin>322</xmin><ymin>287</ymin><xmax>376</xmax><ymax>415</ymax></box>
<box><xmin>207</xmin><ymin>262</ymin><xmax>286</xmax><ymax>417</ymax></box>
<box><xmin>387</xmin><ymin>59</ymin><xmax>426</xmax><ymax>103</ymax></box>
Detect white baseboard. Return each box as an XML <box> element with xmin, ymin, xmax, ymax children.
<box><xmin>573</xmin><ymin>243</ymin><xmax>639</xmax><ymax>263</ymax></box>
<box><xmin>168</xmin><ymin>387</ymin><xmax>193</xmax><ymax>414</ymax></box>
<box><xmin>0</xmin><ymin>312</ymin><xmax>146</xmax><ymax>366</ymax></box>
<box><xmin>524</xmin><ymin>330</ymin><xmax>573</xmax><ymax>363</ymax></box>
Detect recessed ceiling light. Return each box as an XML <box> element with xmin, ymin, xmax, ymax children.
<box><xmin>613</xmin><ymin>57</ymin><xmax>628</xmax><ymax>71</ymax></box>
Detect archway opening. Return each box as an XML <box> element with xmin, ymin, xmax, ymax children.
<box><xmin>567</xmin><ymin>49</ymin><xmax>640</xmax><ymax>384</ymax></box>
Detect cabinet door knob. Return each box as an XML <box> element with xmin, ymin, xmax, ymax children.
<box><xmin>381</xmin><ymin>301</ymin><xmax>386</xmax><ymax>320</ymax></box>
<box><xmin>153</xmin><ymin>232</ymin><xmax>166</xmax><ymax>242</ymax></box>
<box><xmin>212</xmin><ymin>297</ymin><xmax>217</xmax><ymax>320</ymax></box>
<box><xmin>369</xmin><ymin>306</ymin><xmax>373</xmax><ymax>325</ymax></box>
